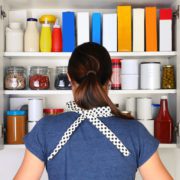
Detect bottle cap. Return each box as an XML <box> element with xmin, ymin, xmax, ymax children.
<box><xmin>161</xmin><ymin>96</ymin><xmax>168</xmax><ymax>99</ymax></box>
<box><xmin>53</xmin><ymin>19</ymin><xmax>60</xmax><ymax>28</ymax></box>
<box><xmin>42</xmin><ymin>18</ymin><xmax>50</xmax><ymax>27</ymax></box>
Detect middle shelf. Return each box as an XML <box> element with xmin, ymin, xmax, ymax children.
<box><xmin>4</xmin><ymin>89</ymin><xmax>177</xmax><ymax>95</ymax></box>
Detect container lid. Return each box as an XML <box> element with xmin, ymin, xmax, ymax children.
<box><xmin>152</xmin><ymin>104</ymin><xmax>160</xmax><ymax>107</ymax></box>
<box><xmin>7</xmin><ymin>110</ymin><xmax>26</xmax><ymax>116</ymax></box>
<box><xmin>6</xmin><ymin>66</ymin><xmax>25</xmax><ymax>72</ymax></box>
<box><xmin>27</xmin><ymin>18</ymin><xmax>38</xmax><ymax>22</ymax></box>
<box><xmin>160</xmin><ymin>9</ymin><xmax>172</xmax><ymax>20</ymax></box>
<box><xmin>163</xmin><ymin>65</ymin><xmax>174</xmax><ymax>68</ymax></box>
<box><xmin>112</xmin><ymin>59</ymin><xmax>121</xmax><ymax>63</ymax></box>
<box><xmin>161</xmin><ymin>96</ymin><xmax>168</xmax><ymax>100</ymax></box>
<box><xmin>141</xmin><ymin>62</ymin><xmax>160</xmax><ymax>64</ymax></box>
<box><xmin>43</xmin><ymin>108</ymin><xmax>64</xmax><ymax>114</ymax></box>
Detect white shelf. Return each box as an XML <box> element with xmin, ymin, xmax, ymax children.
<box><xmin>3</xmin><ymin>144</ymin><xmax>177</xmax><ymax>149</ymax></box>
<box><xmin>4</xmin><ymin>89</ymin><xmax>177</xmax><ymax>95</ymax></box>
<box><xmin>4</xmin><ymin>51</ymin><xmax>177</xmax><ymax>58</ymax></box>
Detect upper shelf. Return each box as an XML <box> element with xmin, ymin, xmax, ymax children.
<box><xmin>4</xmin><ymin>89</ymin><xmax>177</xmax><ymax>95</ymax></box>
<box><xmin>6</xmin><ymin>0</ymin><xmax>175</xmax><ymax>10</ymax></box>
<box><xmin>4</xmin><ymin>51</ymin><xmax>177</xmax><ymax>59</ymax></box>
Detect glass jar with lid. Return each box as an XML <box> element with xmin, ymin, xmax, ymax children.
<box><xmin>29</xmin><ymin>66</ymin><xmax>50</xmax><ymax>90</ymax></box>
<box><xmin>54</xmin><ymin>66</ymin><xmax>71</xmax><ymax>90</ymax></box>
<box><xmin>6</xmin><ymin>110</ymin><xmax>27</xmax><ymax>144</ymax></box>
<box><xmin>4</xmin><ymin>66</ymin><xmax>26</xmax><ymax>90</ymax></box>
<box><xmin>162</xmin><ymin>65</ymin><xmax>175</xmax><ymax>89</ymax></box>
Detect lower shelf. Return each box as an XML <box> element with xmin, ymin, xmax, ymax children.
<box><xmin>2</xmin><ymin>144</ymin><xmax>177</xmax><ymax>149</ymax></box>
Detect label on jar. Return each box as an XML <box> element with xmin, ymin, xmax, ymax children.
<box><xmin>58</xmin><ymin>80</ymin><xmax>65</xmax><ymax>87</ymax></box>
<box><xmin>11</xmin><ymin>78</ymin><xmax>18</xmax><ymax>88</ymax></box>
<box><xmin>34</xmin><ymin>80</ymin><xmax>40</xmax><ymax>87</ymax></box>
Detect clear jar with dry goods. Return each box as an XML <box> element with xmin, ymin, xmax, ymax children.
<box><xmin>162</xmin><ymin>65</ymin><xmax>175</xmax><ymax>89</ymax></box>
<box><xmin>6</xmin><ymin>110</ymin><xmax>27</xmax><ymax>144</ymax></box>
<box><xmin>29</xmin><ymin>66</ymin><xmax>50</xmax><ymax>90</ymax></box>
<box><xmin>5</xmin><ymin>66</ymin><xmax>26</xmax><ymax>90</ymax></box>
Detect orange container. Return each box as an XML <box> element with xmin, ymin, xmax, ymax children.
<box><xmin>117</xmin><ymin>6</ymin><xmax>132</xmax><ymax>52</ymax></box>
<box><xmin>145</xmin><ymin>7</ymin><xmax>157</xmax><ymax>51</ymax></box>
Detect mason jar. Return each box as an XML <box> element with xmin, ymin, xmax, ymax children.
<box><xmin>54</xmin><ymin>66</ymin><xmax>71</xmax><ymax>90</ymax></box>
<box><xmin>29</xmin><ymin>66</ymin><xmax>50</xmax><ymax>90</ymax></box>
<box><xmin>4</xmin><ymin>66</ymin><xmax>26</xmax><ymax>90</ymax></box>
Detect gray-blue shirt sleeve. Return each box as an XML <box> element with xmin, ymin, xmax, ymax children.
<box><xmin>137</xmin><ymin>122</ymin><xmax>159</xmax><ymax>167</ymax></box>
<box><xmin>24</xmin><ymin>119</ymin><xmax>47</xmax><ymax>162</ymax></box>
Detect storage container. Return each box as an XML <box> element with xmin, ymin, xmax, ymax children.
<box><xmin>6</xmin><ymin>110</ymin><xmax>27</xmax><ymax>144</ymax></box>
<box><xmin>5</xmin><ymin>66</ymin><xmax>26</xmax><ymax>90</ymax></box>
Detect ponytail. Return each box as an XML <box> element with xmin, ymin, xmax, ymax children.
<box><xmin>68</xmin><ymin>42</ymin><xmax>133</xmax><ymax>120</ymax></box>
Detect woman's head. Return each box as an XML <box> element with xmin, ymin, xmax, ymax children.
<box><xmin>68</xmin><ymin>42</ymin><xmax>132</xmax><ymax>119</ymax></box>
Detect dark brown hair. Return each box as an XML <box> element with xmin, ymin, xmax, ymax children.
<box><xmin>68</xmin><ymin>42</ymin><xmax>132</xmax><ymax>119</ymax></box>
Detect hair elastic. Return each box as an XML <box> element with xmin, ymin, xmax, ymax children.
<box><xmin>86</xmin><ymin>70</ymin><xmax>96</xmax><ymax>76</ymax></box>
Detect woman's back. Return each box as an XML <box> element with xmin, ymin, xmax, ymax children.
<box><xmin>24</xmin><ymin>107</ymin><xmax>158</xmax><ymax>180</ymax></box>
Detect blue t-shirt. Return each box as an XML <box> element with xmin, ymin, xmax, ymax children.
<box><xmin>24</xmin><ymin>112</ymin><xmax>159</xmax><ymax>180</ymax></box>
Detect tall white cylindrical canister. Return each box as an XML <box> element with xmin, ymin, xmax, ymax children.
<box><xmin>121</xmin><ymin>75</ymin><xmax>139</xmax><ymax>90</ymax></box>
<box><xmin>125</xmin><ymin>97</ymin><xmax>136</xmax><ymax>117</ymax></box>
<box><xmin>121</xmin><ymin>59</ymin><xmax>139</xmax><ymax>75</ymax></box>
<box><xmin>28</xmin><ymin>98</ymin><xmax>43</xmax><ymax>121</ymax></box>
<box><xmin>137</xmin><ymin>97</ymin><xmax>152</xmax><ymax>120</ymax></box>
<box><xmin>28</xmin><ymin>121</ymin><xmax>37</xmax><ymax>132</ymax></box>
<box><xmin>140</xmin><ymin>62</ymin><xmax>161</xmax><ymax>89</ymax></box>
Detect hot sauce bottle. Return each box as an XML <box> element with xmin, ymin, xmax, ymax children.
<box><xmin>154</xmin><ymin>96</ymin><xmax>173</xmax><ymax>143</ymax></box>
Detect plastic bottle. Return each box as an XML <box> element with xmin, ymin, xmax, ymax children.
<box><xmin>52</xmin><ymin>19</ymin><xmax>62</xmax><ymax>52</ymax></box>
<box><xmin>24</xmin><ymin>18</ymin><xmax>39</xmax><ymax>52</ymax></box>
<box><xmin>40</xmin><ymin>18</ymin><xmax>52</xmax><ymax>52</ymax></box>
<box><xmin>154</xmin><ymin>96</ymin><xmax>173</xmax><ymax>143</ymax></box>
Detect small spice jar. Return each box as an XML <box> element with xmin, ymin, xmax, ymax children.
<box><xmin>6</xmin><ymin>110</ymin><xmax>27</xmax><ymax>144</ymax></box>
<box><xmin>5</xmin><ymin>66</ymin><xmax>26</xmax><ymax>90</ymax></box>
<box><xmin>54</xmin><ymin>66</ymin><xmax>71</xmax><ymax>90</ymax></box>
<box><xmin>111</xmin><ymin>59</ymin><xmax>121</xmax><ymax>90</ymax></box>
<box><xmin>43</xmin><ymin>108</ymin><xmax>64</xmax><ymax>116</ymax></box>
<box><xmin>29</xmin><ymin>66</ymin><xmax>50</xmax><ymax>90</ymax></box>
<box><xmin>162</xmin><ymin>65</ymin><xmax>175</xmax><ymax>89</ymax></box>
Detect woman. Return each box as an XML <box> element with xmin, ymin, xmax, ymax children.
<box><xmin>14</xmin><ymin>42</ymin><xmax>173</xmax><ymax>180</ymax></box>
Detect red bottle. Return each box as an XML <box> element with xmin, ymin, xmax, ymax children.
<box><xmin>154</xmin><ymin>96</ymin><xmax>173</xmax><ymax>143</ymax></box>
<box><xmin>52</xmin><ymin>20</ymin><xmax>62</xmax><ymax>52</ymax></box>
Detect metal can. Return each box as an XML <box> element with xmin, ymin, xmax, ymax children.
<box><xmin>111</xmin><ymin>59</ymin><xmax>121</xmax><ymax>90</ymax></box>
<box><xmin>140</xmin><ymin>62</ymin><xmax>161</xmax><ymax>90</ymax></box>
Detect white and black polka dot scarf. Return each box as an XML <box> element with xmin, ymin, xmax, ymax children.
<box><xmin>48</xmin><ymin>101</ymin><xmax>130</xmax><ymax>161</ymax></box>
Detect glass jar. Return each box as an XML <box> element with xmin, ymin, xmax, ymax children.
<box><xmin>29</xmin><ymin>66</ymin><xmax>50</xmax><ymax>90</ymax></box>
<box><xmin>4</xmin><ymin>66</ymin><xmax>26</xmax><ymax>90</ymax></box>
<box><xmin>111</xmin><ymin>59</ymin><xmax>121</xmax><ymax>90</ymax></box>
<box><xmin>162</xmin><ymin>65</ymin><xmax>175</xmax><ymax>89</ymax></box>
<box><xmin>6</xmin><ymin>110</ymin><xmax>27</xmax><ymax>144</ymax></box>
<box><xmin>54</xmin><ymin>66</ymin><xmax>71</xmax><ymax>90</ymax></box>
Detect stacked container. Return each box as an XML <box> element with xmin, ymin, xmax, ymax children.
<box><xmin>121</xmin><ymin>59</ymin><xmax>139</xmax><ymax>89</ymax></box>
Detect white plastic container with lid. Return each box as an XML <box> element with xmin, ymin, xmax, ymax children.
<box><xmin>138</xmin><ymin>120</ymin><xmax>154</xmax><ymax>136</ymax></box>
<box><xmin>24</xmin><ymin>18</ymin><xmax>39</xmax><ymax>52</ymax></box>
<box><xmin>137</xmin><ymin>97</ymin><xmax>152</xmax><ymax>120</ymax></box>
<box><xmin>6</xmin><ymin>22</ymin><xmax>24</xmax><ymax>52</ymax></box>
<box><xmin>125</xmin><ymin>97</ymin><xmax>136</xmax><ymax>117</ymax></box>
<box><xmin>28</xmin><ymin>98</ymin><xmax>43</xmax><ymax>121</ymax></box>
<box><xmin>140</xmin><ymin>62</ymin><xmax>161</xmax><ymax>89</ymax></box>
<box><xmin>121</xmin><ymin>59</ymin><xmax>139</xmax><ymax>75</ymax></box>
<box><xmin>121</xmin><ymin>75</ymin><xmax>139</xmax><ymax>90</ymax></box>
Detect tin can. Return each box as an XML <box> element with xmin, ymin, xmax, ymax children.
<box><xmin>140</xmin><ymin>62</ymin><xmax>161</xmax><ymax>90</ymax></box>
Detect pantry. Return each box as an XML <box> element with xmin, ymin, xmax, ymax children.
<box><xmin>0</xmin><ymin>0</ymin><xmax>180</xmax><ymax>179</ymax></box>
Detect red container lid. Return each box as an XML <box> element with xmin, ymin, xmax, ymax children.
<box><xmin>43</xmin><ymin>108</ymin><xmax>64</xmax><ymax>115</ymax></box>
<box><xmin>112</xmin><ymin>59</ymin><xmax>121</xmax><ymax>63</ymax></box>
<box><xmin>160</xmin><ymin>9</ymin><xmax>172</xmax><ymax>20</ymax></box>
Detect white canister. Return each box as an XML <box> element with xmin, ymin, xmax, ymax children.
<box><xmin>140</xmin><ymin>62</ymin><xmax>161</xmax><ymax>90</ymax></box>
<box><xmin>121</xmin><ymin>59</ymin><xmax>139</xmax><ymax>75</ymax></box>
<box><xmin>24</xmin><ymin>18</ymin><xmax>39</xmax><ymax>52</ymax></box>
<box><xmin>137</xmin><ymin>97</ymin><xmax>152</xmax><ymax>120</ymax></box>
<box><xmin>28</xmin><ymin>121</ymin><xmax>37</xmax><ymax>132</ymax></box>
<box><xmin>6</xmin><ymin>22</ymin><xmax>24</xmax><ymax>52</ymax></box>
<box><xmin>121</xmin><ymin>75</ymin><xmax>139</xmax><ymax>90</ymax></box>
<box><xmin>28</xmin><ymin>98</ymin><xmax>43</xmax><ymax>121</ymax></box>
<box><xmin>138</xmin><ymin>120</ymin><xmax>154</xmax><ymax>136</ymax></box>
<box><xmin>125</xmin><ymin>97</ymin><xmax>136</xmax><ymax>117</ymax></box>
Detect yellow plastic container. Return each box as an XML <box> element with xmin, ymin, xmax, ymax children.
<box><xmin>40</xmin><ymin>19</ymin><xmax>52</xmax><ymax>52</ymax></box>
